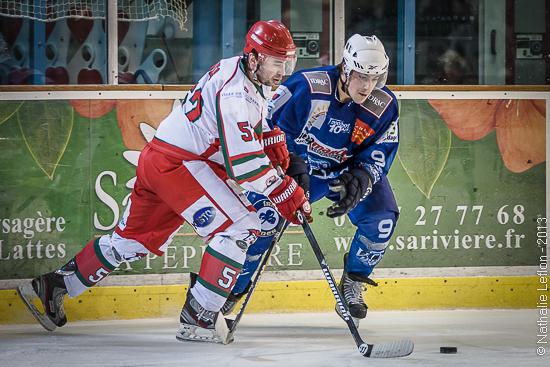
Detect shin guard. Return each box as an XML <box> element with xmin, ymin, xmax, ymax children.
<box><xmin>64</xmin><ymin>236</ymin><xmax>119</xmax><ymax>297</ymax></box>
<box><xmin>194</xmin><ymin>245</ymin><xmax>243</xmax><ymax>311</ymax></box>
<box><xmin>191</xmin><ymin>234</ymin><xmax>251</xmax><ymax>312</ymax></box>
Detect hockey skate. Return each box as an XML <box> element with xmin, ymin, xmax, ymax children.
<box><xmin>176</xmin><ymin>273</ymin><xmax>230</xmax><ymax>344</ymax></box>
<box><xmin>17</xmin><ymin>271</ymin><xmax>68</xmax><ymax>331</ymax></box>
<box><xmin>221</xmin><ymin>279</ymin><xmax>252</xmax><ymax>316</ymax></box>
<box><xmin>335</xmin><ymin>254</ymin><xmax>378</xmax><ymax>327</ymax></box>
<box><xmin>220</xmin><ymin>292</ymin><xmax>244</xmax><ymax>316</ymax></box>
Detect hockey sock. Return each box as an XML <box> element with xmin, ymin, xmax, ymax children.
<box><xmin>191</xmin><ymin>235</ymin><xmax>246</xmax><ymax>311</ymax></box>
<box><xmin>63</xmin><ymin>236</ymin><xmax>120</xmax><ymax>297</ymax></box>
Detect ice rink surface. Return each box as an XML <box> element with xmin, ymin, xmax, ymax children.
<box><xmin>1</xmin><ymin>309</ymin><xmax>548</xmax><ymax>367</ymax></box>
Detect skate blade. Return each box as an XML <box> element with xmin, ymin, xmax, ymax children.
<box><xmin>17</xmin><ymin>283</ymin><xmax>57</xmax><ymax>332</ymax></box>
<box><xmin>176</xmin><ymin>315</ymin><xmax>231</xmax><ymax>345</ymax></box>
<box><xmin>175</xmin><ymin>324</ymin><xmax>225</xmax><ymax>344</ymax></box>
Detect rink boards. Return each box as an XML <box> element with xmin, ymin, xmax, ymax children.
<box><xmin>0</xmin><ymin>86</ymin><xmax>548</xmax><ymax>323</ymax></box>
<box><xmin>0</xmin><ymin>274</ymin><xmax>541</xmax><ymax>323</ymax></box>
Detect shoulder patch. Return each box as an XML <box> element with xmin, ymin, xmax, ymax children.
<box><xmin>267</xmin><ymin>85</ymin><xmax>292</xmax><ymax>119</ymax></box>
<box><xmin>360</xmin><ymin>89</ymin><xmax>393</xmax><ymax>118</ymax></box>
<box><xmin>375</xmin><ymin>118</ymin><xmax>399</xmax><ymax>144</ymax></box>
<box><xmin>303</xmin><ymin>71</ymin><xmax>332</xmax><ymax>95</ymax></box>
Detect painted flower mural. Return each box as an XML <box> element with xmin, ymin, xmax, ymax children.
<box><xmin>70</xmin><ymin>100</ymin><xmax>117</xmax><ymax>119</ymax></box>
<box><xmin>428</xmin><ymin>99</ymin><xmax>545</xmax><ymax>173</ymax></box>
<box><xmin>69</xmin><ymin>99</ymin><xmax>175</xmax><ymax>204</ymax></box>
<box><xmin>70</xmin><ymin>99</ymin><xmax>175</xmax><ymax>150</ymax></box>
<box><xmin>398</xmin><ymin>99</ymin><xmax>546</xmax><ymax>198</ymax></box>
<box><xmin>115</xmin><ymin>100</ymin><xmax>174</xmax><ymax>150</ymax></box>
<box><xmin>0</xmin><ymin>96</ymin><xmax>544</xmax><ymax>204</ymax></box>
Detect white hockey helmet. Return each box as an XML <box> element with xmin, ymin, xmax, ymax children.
<box><xmin>342</xmin><ymin>34</ymin><xmax>389</xmax><ymax>89</ymax></box>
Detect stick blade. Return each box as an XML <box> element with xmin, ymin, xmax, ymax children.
<box><xmin>361</xmin><ymin>339</ymin><xmax>414</xmax><ymax>358</ymax></box>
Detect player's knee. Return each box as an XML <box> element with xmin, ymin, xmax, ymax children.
<box><xmin>353</xmin><ymin>233</ymin><xmax>388</xmax><ymax>267</ymax></box>
<box><xmin>109</xmin><ymin>233</ymin><xmax>149</xmax><ymax>263</ymax></box>
<box><xmin>358</xmin><ymin>213</ymin><xmax>398</xmax><ymax>243</ymax></box>
<box><xmin>352</xmin><ymin>215</ymin><xmax>397</xmax><ymax>268</ymax></box>
<box><xmin>72</xmin><ymin>235</ymin><xmax>129</xmax><ymax>288</ymax></box>
<box><xmin>224</xmin><ymin>211</ymin><xmax>262</xmax><ymax>252</ymax></box>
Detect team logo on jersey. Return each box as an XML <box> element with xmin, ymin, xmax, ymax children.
<box><xmin>221</xmin><ymin>90</ymin><xmax>243</xmax><ymax>98</ymax></box>
<box><xmin>360</xmin><ymin>89</ymin><xmax>393</xmax><ymax>118</ymax></box>
<box><xmin>310</xmin><ymin>77</ymin><xmax>328</xmax><ymax>85</ymax></box>
<box><xmin>255</xmin><ymin>199</ymin><xmax>280</xmax><ymax>237</ymax></box>
<box><xmin>295</xmin><ymin>130</ymin><xmax>314</xmax><ymax>145</ymax></box>
<box><xmin>375</xmin><ymin>119</ymin><xmax>399</xmax><ymax>144</ymax></box>
<box><xmin>303</xmin><ymin>71</ymin><xmax>332</xmax><ymax>95</ymax></box>
<box><xmin>208</xmin><ymin>62</ymin><xmax>221</xmax><ymax>77</ymax></box>
<box><xmin>328</xmin><ymin>118</ymin><xmax>351</xmax><ymax>134</ymax></box>
<box><xmin>272</xmin><ymin>88</ymin><xmax>286</xmax><ymax>102</ymax></box>
<box><xmin>192</xmin><ymin>207</ymin><xmax>216</xmax><ymax>228</ymax></box>
<box><xmin>308</xmin><ymin>136</ymin><xmax>349</xmax><ymax>163</ymax></box>
<box><xmin>351</xmin><ymin>119</ymin><xmax>375</xmax><ymax>145</ymax></box>
<box><xmin>236</xmin><ymin>229</ymin><xmax>260</xmax><ymax>251</ymax></box>
<box><xmin>267</xmin><ymin>85</ymin><xmax>291</xmax><ymax>120</ymax></box>
<box><xmin>305</xmin><ymin>101</ymin><xmax>330</xmax><ymax>130</ymax></box>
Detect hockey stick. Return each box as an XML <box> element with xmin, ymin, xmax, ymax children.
<box><xmin>224</xmin><ymin>218</ymin><xmax>290</xmax><ymax>344</ymax></box>
<box><xmin>297</xmin><ymin>211</ymin><xmax>414</xmax><ymax>358</ymax></box>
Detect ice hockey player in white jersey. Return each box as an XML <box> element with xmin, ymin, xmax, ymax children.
<box><xmin>17</xmin><ymin>20</ymin><xmax>312</xmax><ymax>342</ymax></box>
<box><xmin>227</xmin><ymin>34</ymin><xmax>400</xmax><ymax>328</ymax></box>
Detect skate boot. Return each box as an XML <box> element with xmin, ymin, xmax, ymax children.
<box><xmin>221</xmin><ymin>281</ymin><xmax>251</xmax><ymax>316</ymax></box>
<box><xmin>176</xmin><ymin>273</ymin><xmax>229</xmax><ymax>344</ymax></box>
<box><xmin>17</xmin><ymin>271</ymin><xmax>68</xmax><ymax>331</ymax></box>
<box><xmin>220</xmin><ymin>292</ymin><xmax>244</xmax><ymax>316</ymax></box>
<box><xmin>335</xmin><ymin>254</ymin><xmax>378</xmax><ymax>327</ymax></box>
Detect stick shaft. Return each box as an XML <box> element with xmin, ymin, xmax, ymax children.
<box><xmin>299</xmin><ymin>213</ymin><xmax>365</xmax><ymax>348</ymax></box>
<box><xmin>229</xmin><ymin>219</ymin><xmax>289</xmax><ymax>334</ymax></box>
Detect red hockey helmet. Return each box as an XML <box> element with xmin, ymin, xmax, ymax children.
<box><xmin>244</xmin><ymin>20</ymin><xmax>297</xmax><ymax>75</ymax></box>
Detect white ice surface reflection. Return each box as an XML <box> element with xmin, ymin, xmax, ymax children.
<box><xmin>1</xmin><ymin>310</ymin><xmax>548</xmax><ymax>367</ymax></box>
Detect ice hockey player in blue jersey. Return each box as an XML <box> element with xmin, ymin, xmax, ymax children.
<box><xmin>223</xmin><ymin>34</ymin><xmax>399</xmax><ymax>327</ymax></box>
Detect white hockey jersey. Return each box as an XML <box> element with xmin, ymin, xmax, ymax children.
<box><xmin>155</xmin><ymin>56</ymin><xmax>281</xmax><ymax>195</ymax></box>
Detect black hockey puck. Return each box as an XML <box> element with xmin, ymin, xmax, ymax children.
<box><xmin>440</xmin><ymin>346</ymin><xmax>457</xmax><ymax>354</ymax></box>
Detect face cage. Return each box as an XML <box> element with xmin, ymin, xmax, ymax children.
<box><xmin>259</xmin><ymin>53</ymin><xmax>297</xmax><ymax>76</ymax></box>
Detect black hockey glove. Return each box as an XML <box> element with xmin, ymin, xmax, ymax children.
<box><xmin>326</xmin><ymin>169</ymin><xmax>372</xmax><ymax>218</ymax></box>
<box><xmin>286</xmin><ymin>153</ymin><xmax>310</xmax><ymax>199</ymax></box>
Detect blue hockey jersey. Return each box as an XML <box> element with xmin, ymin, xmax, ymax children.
<box><xmin>268</xmin><ymin>65</ymin><xmax>399</xmax><ymax>185</ymax></box>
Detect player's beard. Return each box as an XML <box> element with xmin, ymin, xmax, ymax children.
<box><xmin>255</xmin><ymin>65</ymin><xmax>282</xmax><ymax>87</ymax></box>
